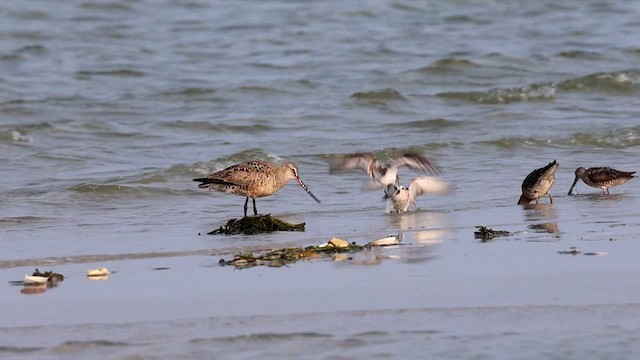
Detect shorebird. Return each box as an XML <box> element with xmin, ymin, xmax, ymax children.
<box><xmin>329</xmin><ymin>152</ymin><xmax>440</xmax><ymax>192</ymax></box>
<box><xmin>568</xmin><ymin>166</ymin><xmax>635</xmax><ymax>195</ymax></box>
<box><xmin>194</xmin><ymin>161</ymin><xmax>320</xmax><ymax>217</ymax></box>
<box><xmin>383</xmin><ymin>176</ymin><xmax>452</xmax><ymax>213</ymax></box>
<box><xmin>518</xmin><ymin>160</ymin><xmax>559</xmax><ymax>205</ymax></box>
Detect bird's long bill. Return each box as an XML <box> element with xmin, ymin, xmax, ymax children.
<box><xmin>568</xmin><ymin>176</ymin><xmax>579</xmax><ymax>195</ymax></box>
<box><xmin>296</xmin><ymin>178</ymin><xmax>321</xmax><ymax>203</ymax></box>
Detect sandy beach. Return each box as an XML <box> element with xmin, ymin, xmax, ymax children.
<box><xmin>3</xmin><ymin>199</ymin><xmax>640</xmax><ymax>359</ymax></box>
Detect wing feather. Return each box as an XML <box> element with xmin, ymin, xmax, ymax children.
<box><xmin>408</xmin><ymin>176</ymin><xmax>452</xmax><ymax>200</ymax></box>
<box><xmin>391</xmin><ymin>153</ymin><xmax>440</xmax><ymax>175</ymax></box>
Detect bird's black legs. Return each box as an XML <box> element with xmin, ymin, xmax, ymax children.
<box><xmin>252</xmin><ymin>198</ymin><xmax>258</xmax><ymax>215</ymax></box>
<box><xmin>548</xmin><ymin>193</ymin><xmax>553</xmax><ymax>204</ymax></box>
<box><xmin>243</xmin><ymin>197</ymin><xmax>249</xmax><ymax>217</ymax></box>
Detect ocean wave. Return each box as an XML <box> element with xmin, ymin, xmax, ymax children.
<box><xmin>190</xmin><ymin>332</ymin><xmax>331</xmax><ymax>345</ymax></box>
<box><xmin>165</xmin><ymin>120</ymin><xmax>273</xmax><ymax>133</ymax></box>
<box><xmin>80</xmin><ymin>1</ymin><xmax>134</xmax><ymax>11</ymax></box>
<box><xmin>350</xmin><ymin>88</ymin><xmax>406</xmax><ymax>103</ymax></box>
<box><xmin>556</xmin><ymin>71</ymin><xmax>637</xmax><ymax>92</ymax></box>
<box><xmin>218</xmin><ymin>148</ymin><xmax>283</xmax><ymax>164</ymax></box>
<box><xmin>50</xmin><ymin>340</ymin><xmax>132</xmax><ymax>354</ymax></box>
<box><xmin>0</xmin><ymin>129</ymin><xmax>33</xmax><ymax>143</ymax></box>
<box><xmin>230</xmin><ymin>85</ymin><xmax>289</xmax><ymax>94</ymax></box>
<box><xmin>54</xmin><ymin>121</ymin><xmax>161</xmax><ymax>140</ymax></box>
<box><xmin>479</xmin><ymin>126</ymin><xmax>640</xmax><ymax>149</ymax></box>
<box><xmin>386</xmin><ymin>118</ymin><xmax>462</xmax><ymax>130</ymax></box>
<box><xmin>436</xmin><ymin>70</ymin><xmax>638</xmax><ymax>104</ymax></box>
<box><xmin>68</xmin><ymin>183</ymin><xmax>186</xmax><ymax>197</ymax></box>
<box><xmin>415</xmin><ymin>58</ymin><xmax>480</xmax><ymax>72</ymax></box>
<box><xmin>437</xmin><ymin>83</ymin><xmax>555</xmax><ymax>104</ymax></box>
<box><xmin>0</xmin><ymin>346</ymin><xmax>44</xmax><ymax>354</ymax></box>
<box><xmin>75</xmin><ymin>69</ymin><xmax>146</xmax><ymax>79</ymax></box>
<box><xmin>159</xmin><ymin>87</ymin><xmax>218</xmax><ymax>101</ymax></box>
<box><xmin>0</xmin><ymin>216</ymin><xmax>52</xmax><ymax>226</ymax></box>
<box><xmin>125</xmin><ymin>163</ymin><xmax>205</xmax><ymax>184</ymax></box>
<box><xmin>555</xmin><ymin>50</ymin><xmax>603</xmax><ymax>60</ymax></box>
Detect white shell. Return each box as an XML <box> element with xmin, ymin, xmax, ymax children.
<box><xmin>318</xmin><ymin>237</ymin><xmax>350</xmax><ymax>248</ymax></box>
<box><xmin>87</xmin><ymin>267</ymin><xmax>111</xmax><ymax>277</ymax></box>
<box><xmin>24</xmin><ymin>275</ymin><xmax>48</xmax><ymax>284</ymax></box>
<box><xmin>368</xmin><ymin>234</ymin><xmax>401</xmax><ymax>246</ymax></box>
<box><xmin>582</xmin><ymin>252</ymin><xmax>609</xmax><ymax>256</ymax></box>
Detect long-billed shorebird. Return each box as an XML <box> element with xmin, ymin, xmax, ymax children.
<box><xmin>518</xmin><ymin>160</ymin><xmax>559</xmax><ymax>205</ymax></box>
<box><xmin>568</xmin><ymin>166</ymin><xmax>635</xmax><ymax>195</ymax></box>
<box><xmin>194</xmin><ymin>161</ymin><xmax>320</xmax><ymax>217</ymax></box>
<box><xmin>383</xmin><ymin>176</ymin><xmax>452</xmax><ymax>213</ymax></box>
<box><xmin>329</xmin><ymin>152</ymin><xmax>440</xmax><ymax>191</ymax></box>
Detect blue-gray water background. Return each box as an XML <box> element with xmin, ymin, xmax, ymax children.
<box><xmin>1</xmin><ymin>1</ymin><xmax>640</xmax><ymax>359</ymax></box>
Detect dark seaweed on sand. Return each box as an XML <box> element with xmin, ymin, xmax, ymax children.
<box><xmin>474</xmin><ymin>226</ymin><xmax>510</xmax><ymax>242</ymax></box>
<box><xmin>32</xmin><ymin>269</ymin><xmax>64</xmax><ymax>281</ymax></box>
<box><xmin>209</xmin><ymin>214</ymin><xmax>305</xmax><ymax>235</ymax></box>
<box><xmin>219</xmin><ymin>242</ymin><xmax>365</xmax><ymax>269</ymax></box>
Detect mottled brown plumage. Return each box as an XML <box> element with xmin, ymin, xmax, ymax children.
<box><xmin>568</xmin><ymin>166</ymin><xmax>635</xmax><ymax>195</ymax></box>
<box><xmin>194</xmin><ymin>161</ymin><xmax>320</xmax><ymax>217</ymax></box>
<box><xmin>518</xmin><ymin>160</ymin><xmax>559</xmax><ymax>205</ymax></box>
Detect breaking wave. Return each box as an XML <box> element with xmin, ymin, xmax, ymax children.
<box><xmin>479</xmin><ymin>126</ymin><xmax>640</xmax><ymax>149</ymax></box>
<box><xmin>436</xmin><ymin>70</ymin><xmax>639</xmax><ymax>104</ymax></box>
<box><xmin>350</xmin><ymin>88</ymin><xmax>407</xmax><ymax>102</ymax></box>
<box><xmin>386</xmin><ymin>118</ymin><xmax>463</xmax><ymax>130</ymax></box>
<box><xmin>437</xmin><ymin>83</ymin><xmax>556</xmax><ymax>104</ymax></box>
<box><xmin>556</xmin><ymin>71</ymin><xmax>637</xmax><ymax>92</ymax></box>
<box><xmin>0</xmin><ymin>129</ymin><xmax>33</xmax><ymax>143</ymax></box>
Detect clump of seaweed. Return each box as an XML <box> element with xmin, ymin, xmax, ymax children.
<box><xmin>209</xmin><ymin>214</ymin><xmax>305</xmax><ymax>235</ymax></box>
<box><xmin>474</xmin><ymin>226</ymin><xmax>510</xmax><ymax>242</ymax></box>
<box><xmin>557</xmin><ymin>247</ymin><xmax>581</xmax><ymax>255</ymax></box>
<box><xmin>219</xmin><ymin>239</ymin><xmax>364</xmax><ymax>269</ymax></box>
<box><xmin>32</xmin><ymin>269</ymin><xmax>64</xmax><ymax>282</ymax></box>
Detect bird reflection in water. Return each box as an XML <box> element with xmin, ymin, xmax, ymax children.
<box><xmin>521</xmin><ymin>203</ymin><xmax>560</xmax><ymax>238</ymax></box>
<box><xmin>385</xmin><ymin>210</ymin><xmax>454</xmax><ymax>246</ymax></box>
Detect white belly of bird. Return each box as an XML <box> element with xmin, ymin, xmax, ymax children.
<box><xmin>387</xmin><ymin>189</ymin><xmax>410</xmax><ymax>213</ymax></box>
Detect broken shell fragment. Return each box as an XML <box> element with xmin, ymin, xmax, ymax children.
<box><xmin>87</xmin><ymin>267</ymin><xmax>111</xmax><ymax>277</ymax></box>
<box><xmin>368</xmin><ymin>234</ymin><xmax>402</xmax><ymax>247</ymax></box>
<box><xmin>318</xmin><ymin>237</ymin><xmax>350</xmax><ymax>249</ymax></box>
<box><xmin>24</xmin><ymin>275</ymin><xmax>48</xmax><ymax>285</ymax></box>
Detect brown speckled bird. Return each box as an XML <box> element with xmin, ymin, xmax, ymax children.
<box><xmin>518</xmin><ymin>160</ymin><xmax>559</xmax><ymax>205</ymax></box>
<box><xmin>568</xmin><ymin>166</ymin><xmax>635</xmax><ymax>195</ymax></box>
<box><xmin>194</xmin><ymin>161</ymin><xmax>320</xmax><ymax>217</ymax></box>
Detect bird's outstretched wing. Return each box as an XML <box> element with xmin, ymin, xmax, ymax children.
<box><xmin>390</xmin><ymin>153</ymin><xmax>440</xmax><ymax>175</ymax></box>
<box><xmin>329</xmin><ymin>152</ymin><xmax>378</xmax><ymax>180</ymax></box>
<box><xmin>408</xmin><ymin>176</ymin><xmax>452</xmax><ymax>200</ymax></box>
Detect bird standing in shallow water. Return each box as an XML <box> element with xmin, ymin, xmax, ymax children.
<box><xmin>568</xmin><ymin>167</ymin><xmax>635</xmax><ymax>195</ymax></box>
<box><xmin>194</xmin><ymin>161</ymin><xmax>320</xmax><ymax>217</ymax></box>
<box><xmin>383</xmin><ymin>176</ymin><xmax>452</xmax><ymax>213</ymax></box>
<box><xmin>329</xmin><ymin>152</ymin><xmax>440</xmax><ymax>193</ymax></box>
<box><xmin>518</xmin><ymin>160</ymin><xmax>559</xmax><ymax>205</ymax></box>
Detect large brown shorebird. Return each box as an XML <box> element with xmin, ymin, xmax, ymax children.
<box><xmin>383</xmin><ymin>176</ymin><xmax>452</xmax><ymax>213</ymax></box>
<box><xmin>194</xmin><ymin>161</ymin><xmax>320</xmax><ymax>217</ymax></box>
<box><xmin>568</xmin><ymin>166</ymin><xmax>635</xmax><ymax>195</ymax></box>
<box><xmin>329</xmin><ymin>151</ymin><xmax>440</xmax><ymax>191</ymax></box>
<box><xmin>518</xmin><ymin>160</ymin><xmax>559</xmax><ymax>205</ymax></box>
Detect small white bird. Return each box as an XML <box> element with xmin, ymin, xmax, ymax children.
<box><xmin>383</xmin><ymin>176</ymin><xmax>452</xmax><ymax>213</ymax></box>
<box><xmin>329</xmin><ymin>152</ymin><xmax>440</xmax><ymax>191</ymax></box>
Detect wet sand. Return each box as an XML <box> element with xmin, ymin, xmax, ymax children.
<box><xmin>2</xmin><ymin>200</ymin><xmax>640</xmax><ymax>359</ymax></box>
